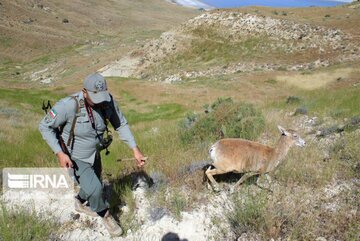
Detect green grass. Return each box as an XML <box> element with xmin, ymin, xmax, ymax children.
<box><xmin>187</xmin><ymin>75</ymin><xmax>234</xmax><ymax>89</ymax></box>
<box><xmin>330</xmin><ymin>131</ymin><xmax>360</xmax><ymax>179</ymax></box>
<box><xmin>271</xmin><ymin>86</ymin><xmax>360</xmax><ymax>119</ymax></box>
<box><xmin>0</xmin><ymin>44</ymin><xmax>82</xmax><ymax>81</ymax></box>
<box><xmin>168</xmin><ymin>190</ymin><xmax>188</xmax><ymax>220</ymax></box>
<box><xmin>0</xmin><ymin>87</ymin><xmax>186</xmax><ymax>170</ymax></box>
<box><xmin>121</xmin><ymin>90</ymin><xmax>138</xmax><ymax>103</ymax></box>
<box><xmin>169</xmin><ymin>37</ymin><xmax>264</xmax><ymax>69</ymax></box>
<box><xmin>0</xmin><ymin>88</ymin><xmax>66</xmax><ymax>114</ymax></box>
<box><xmin>122</xmin><ymin>29</ymin><xmax>165</xmax><ymax>44</ymax></box>
<box><xmin>0</xmin><ymin>74</ymin><xmax>358</xmax><ymax>240</ymax></box>
<box><xmin>0</xmin><ymin>129</ymin><xmax>56</xmax><ymax>169</ymax></box>
<box><xmin>228</xmin><ymin>190</ymin><xmax>267</xmax><ymax>238</ymax></box>
<box><xmin>0</xmin><ymin>36</ymin><xmax>13</xmax><ymax>48</ymax></box>
<box><xmin>31</xmin><ymin>44</ymin><xmax>82</xmax><ymax>66</ymax></box>
<box><xmin>303</xmin><ymin>87</ymin><xmax>360</xmax><ymax>118</ymax></box>
<box><xmin>180</xmin><ymin>98</ymin><xmax>265</xmax><ymax>145</ymax></box>
<box><xmin>151</xmin><ymin>31</ymin><xmax>279</xmax><ymax>76</ymax></box>
<box><xmin>108</xmin><ymin>175</ymin><xmax>137</xmax><ymax>231</ymax></box>
<box><xmin>265</xmin><ymin>79</ymin><xmax>277</xmax><ymax>84</ymax></box>
<box><xmin>125</xmin><ymin>103</ymin><xmax>185</xmax><ymax>124</ymax></box>
<box><xmin>0</xmin><ymin>204</ymin><xmax>58</xmax><ymax>241</ymax></box>
<box><xmin>275</xmin><ymin>142</ymin><xmax>338</xmax><ymax>187</ymax></box>
<box><xmin>0</xmin><ymin>88</ymin><xmax>66</xmax><ymax>169</ymax></box>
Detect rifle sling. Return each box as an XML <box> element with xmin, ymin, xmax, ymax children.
<box><xmin>65</xmin><ymin>96</ymin><xmax>111</xmax><ymax>155</ymax></box>
<box><xmin>67</xmin><ymin>96</ymin><xmax>81</xmax><ymax>151</ymax></box>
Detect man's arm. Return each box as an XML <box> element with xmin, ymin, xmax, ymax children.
<box><xmin>108</xmin><ymin>99</ymin><xmax>146</xmax><ymax>167</ymax></box>
<box><xmin>38</xmin><ymin>97</ymin><xmax>76</xmax><ymax>168</ymax></box>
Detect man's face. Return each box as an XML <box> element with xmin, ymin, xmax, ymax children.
<box><xmin>83</xmin><ymin>89</ymin><xmax>95</xmax><ymax>107</ymax></box>
<box><xmin>83</xmin><ymin>89</ymin><xmax>107</xmax><ymax>108</ymax></box>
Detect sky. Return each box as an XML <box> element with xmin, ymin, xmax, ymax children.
<box><xmin>170</xmin><ymin>0</ymin><xmax>353</xmax><ymax>9</ymax></box>
<box><xmin>202</xmin><ymin>0</ymin><xmax>352</xmax><ymax>8</ymax></box>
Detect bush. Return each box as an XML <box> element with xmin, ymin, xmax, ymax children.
<box><xmin>227</xmin><ymin>191</ymin><xmax>267</xmax><ymax>237</ymax></box>
<box><xmin>0</xmin><ymin>205</ymin><xmax>58</xmax><ymax>241</ymax></box>
<box><xmin>179</xmin><ymin>98</ymin><xmax>265</xmax><ymax>145</ymax></box>
<box><xmin>330</xmin><ymin>131</ymin><xmax>360</xmax><ymax>179</ymax></box>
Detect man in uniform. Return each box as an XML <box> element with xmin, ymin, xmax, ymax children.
<box><xmin>39</xmin><ymin>73</ymin><xmax>146</xmax><ymax>237</ymax></box>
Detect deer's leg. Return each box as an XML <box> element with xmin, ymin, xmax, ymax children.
<box><xmin>256</xmin><ymin>173</ymin><xmax>273</xmax><ymax>192</ymax></box>
<box><xmin>205</xmin><ymin>166</ymin><xmax>228</xmax><ymax>192</ymax></box>
<box><xmin>231</xmin><ymin>172</ymin><xmax>256</xmax><ymax>192</ymax></box>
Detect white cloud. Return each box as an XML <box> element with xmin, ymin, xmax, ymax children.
<box><xmin>331</xmin><ymin>0</ymin><xmax>353</xmax><ymax>2</ymax></box>
<box><xmin>167</xmin><ymin>0</ymin><xmax>214</xmax><ymax>9</ymax></box>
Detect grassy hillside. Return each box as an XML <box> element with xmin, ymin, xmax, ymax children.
<box><xmin>115</xmin><ymin>4</ymin><xmax>360</xmax><ymax>81</ymax></box>
<box><xmin>0</xmin><ymin>0</ymin><xmax>197</xmax><ymax>86</ymax></box>
<box><xmin>1</xmin><ymin>2</ymin><xmax>359</xmax><ymax>240</ymax></box>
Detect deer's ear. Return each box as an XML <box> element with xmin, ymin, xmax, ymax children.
<box><xmin>278</xmin><ymin>125</ymin><xmax>286</xmax><ymax>134</ymax></box>
<box><xmin>278</xmin><ymin>125</ymin><xmax>291</xmax><ymax>136</ymax></box>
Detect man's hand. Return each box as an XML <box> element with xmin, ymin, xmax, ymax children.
<box><xmin>56</xmin><ymin>151</ymin><xmax>73</xmax><ymax>168</ymax></box>
<box><xmin>132</xmin><ymin>146</ymin><xmax>146</xmax><ymax>168</ymax></box>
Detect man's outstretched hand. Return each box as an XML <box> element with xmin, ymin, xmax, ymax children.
<box><xmin>133</xmin><ymin>146</ymin><xmax>146</xmax><ymax>168</ymax></box>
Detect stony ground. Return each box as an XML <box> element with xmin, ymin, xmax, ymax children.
<box><xmin>2</xmin><ymin>113</ymin><xmax>358</xmax><ymax>240</ymax></box>
<box><xmin>2</xmin><ymin>166</ymin><xmax>357</xmax><ymax>240</ymax></box>
<box><xmin>1</xmin><ymin>182</ymin><xmax>232</xmax><ymax>240</ymax></box>
<box><xmin>100</xmin><ymin>10</ymin><xmax>360</xmax><ymax>82</ymax></box>
<box><xmin>1</xmin><ymin>2</ymin><xmax>359</xmax><ymax>240</ymax></box>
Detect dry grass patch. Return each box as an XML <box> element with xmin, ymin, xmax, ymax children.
<box><xmin>276</xmin><ymin>67</ymin><xmax>355</xmax><ymax>90</ymax></box>
<box><xmin>275</xmin><ymin>141</ymin><xmax>338</xmax><ymax>187</ymax></box>
<box><xmin>0</xmin><ymin>204</ymin><xmax>59</xmax><ymax>241</ymax></box>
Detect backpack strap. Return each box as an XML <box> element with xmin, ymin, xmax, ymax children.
<box><xmin>67</xmin><ymin>96</ymin><xmax>81</xmax><ymax>151</ymax></box>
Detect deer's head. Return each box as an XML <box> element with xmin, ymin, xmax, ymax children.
<box><xmin>278</xmin><ymin>125</ymin><xmax>306</xmax><ymax>148</ymax></box>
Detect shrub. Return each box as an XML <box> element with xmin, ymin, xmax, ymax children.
<box><xmin>286</xmin><ymin>96</ymin><xmax>301</xmax><ymax>104</ymax></box>
<box><xmin>0</xmin><ymin>205</ymin><xmax>58</xmax><ymax>241</ymax></box>
<box><xmin>170</xmin><ymin>193</ymin><xmax>188</xmax><ymax>220</ymax></box>
<box><xmin>179</xmin><ymin>98</ymin><xmax>265</xmax><ymax>145</ymax></box>
<box><xmin>330</xmin><ymin>131</ymin><xmax>360</xmax><ymax>179</ymax></box>
<box><xmin>227</xmin><ymin>191</ymin><xmax>267</xmax><ymax>237</ymax></box>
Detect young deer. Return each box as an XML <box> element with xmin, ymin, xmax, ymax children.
<box><xmin>206</xmin><ymin>126</ymin><xmax>306</xmax><ymax>192</ymax></box>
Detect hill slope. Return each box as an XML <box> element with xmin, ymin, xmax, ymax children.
<box><xmin>0</xmin><ymin>0</ymin><xmax>197</xmax><ymax>86</ymax></box>
<box><xmin>100</xmin><ymin>5</ymin><xmax>360</xmax><ymax>81</ymax></box>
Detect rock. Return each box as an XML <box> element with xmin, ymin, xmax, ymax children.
<box><xmin>294</xmin><ymin>107</ymin><xmax>308</xmax><ymax>116</ymax></box>
<box><xmin>237</xmin><ymin>232</ymin><xmax>261</xmax><ymax>241</ymax></box>
<box><xmin>315</xmin><ymin>237</ymin><xmax>327</xmax><ymax>241</ymax></box>
<box><xmin>98</xmin><ymin>10</ymin><xmax>359</xmax><ymax>81</ymax></box>
<box><xmin>120</xmin><ymin>205</ymin><xmax>130</xmax><ymax>213</ymax></box>
<box><xmin>304</xmin><ymin>116</ymin><xmax>318</xmax><ymax>126</ymax></box>
<box><xmin>149</xmin><ymin>207</ymin><xmax>168</xmax><ymax>221</ymax></box>
<box><xmin>62</xmin><ymin>18</ymin><xmax>69</xmax><ymax>23</ymax></box>
<box><xmin>40</xmin><ymin>77</ymin><xmax>53</xmax><ymax>84</ymax></box>
<box><xmin>163</xmin><ymin>74</ymin><xmax>182</xmax><ymax>83</ymax></box>
<box><xmin>70</xmin><ymin>212</ymin><xmax>80</xmax><ymax>220</ymax></box>
<box><xmin>22</xmin><ymin>18</ymin><xmax>34</xmax><ymax>24</ymax></box>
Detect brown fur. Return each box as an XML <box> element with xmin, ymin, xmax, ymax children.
<box><xmin>206</xmin><ymin>126</ymin><xmax>305</xmax><ymax>191</ymax></box>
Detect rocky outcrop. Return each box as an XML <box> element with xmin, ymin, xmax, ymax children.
<box><xmin>99</xmin><ymin>11</ymin><xmax>360</xmax><ymax>82</ymax></box>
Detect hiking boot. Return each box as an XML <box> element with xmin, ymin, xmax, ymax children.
<box><xmin>74</xmin><ymin>197</ymin><xmax>97</xmax><ymax>217</ymax></box>
<box><xmin>102</xmin><ymin>211</ymin><xmax>123</xmax><ymax>237</ymax></box>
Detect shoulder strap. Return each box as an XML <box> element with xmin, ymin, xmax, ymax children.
<box><xmin>67</xmin><ymin>96</ymin><xmax>81</xmax><ymax>150</ymax></box>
